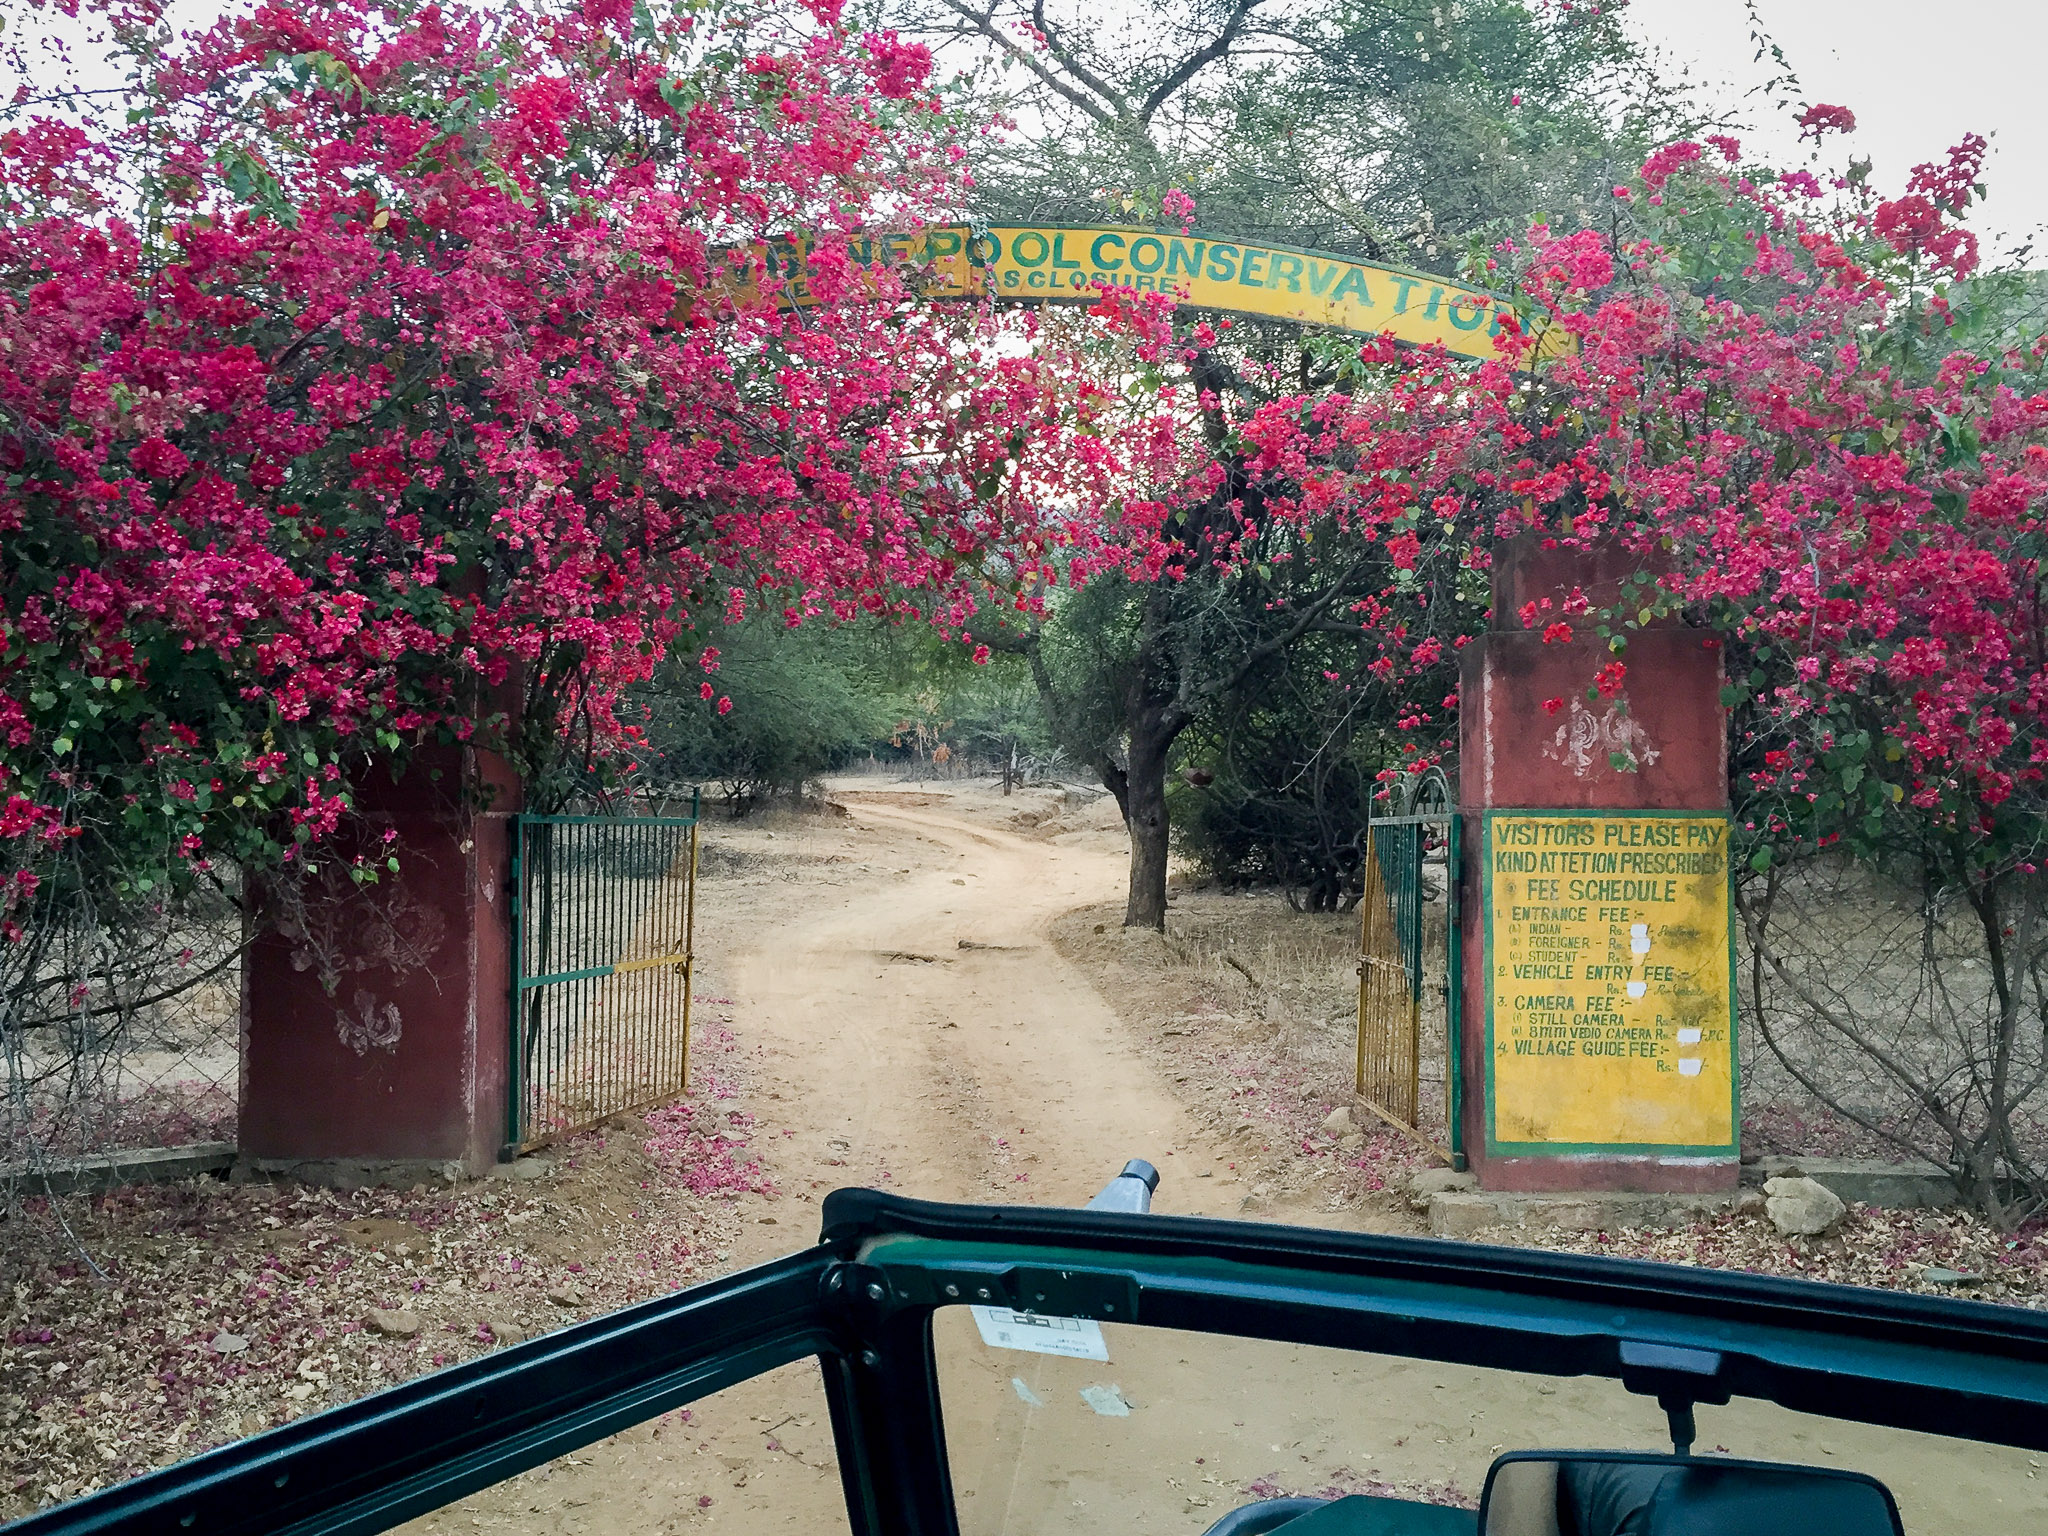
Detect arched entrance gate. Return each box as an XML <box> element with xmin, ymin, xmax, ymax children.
<box><xmin>243</xmin><ymin>227</ymin><xmax>1511</xmax><ymax>1178</ymax></box>
<box><xmin>513</xmin><ymin>229</ymin><xmax>1511</xmax><ymax>1155</ymax></box>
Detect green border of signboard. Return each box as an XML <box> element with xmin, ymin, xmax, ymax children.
<box><xmin>1480</xmin><ymin>808</ymin><xmax>1740</xmax><ymax>1161</ymax></box>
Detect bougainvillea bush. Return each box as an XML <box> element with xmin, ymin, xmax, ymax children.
<box><xmin>1490</xmin><ymin>138</ymin><xmax>2047</xmax><ymax>1219</ymax></box>
<box><xmin>1184</xmin><ymin>127</ymin><xmax>2047</xmax><ymax>1217</ymax></box>
<box><xmin>0</xmin><ymin>0</ymin><xmax>1167</xmax><ymax>946</ymax></box>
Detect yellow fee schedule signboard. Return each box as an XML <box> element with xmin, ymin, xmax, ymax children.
<box><xmin>1483</xmin><ymin>811</ymin><xmax>1737</xmax><ymax>1157</ymax></box>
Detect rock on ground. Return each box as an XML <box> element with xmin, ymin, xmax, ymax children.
<box><xmin>1764</xmin><ymin>1175</ymin><xmax>1848</xmax><ymax>1237</ymax></box>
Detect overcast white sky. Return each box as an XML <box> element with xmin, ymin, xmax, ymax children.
<box><xmin>1623</xmin><ymin>0</ymin><xmax>2044</xmax><ymax>253</ymax></box>
<box><xmin>18</xmin><ymin>0</ymin><xmax>2042</xmax><ymax>252</ymax></box>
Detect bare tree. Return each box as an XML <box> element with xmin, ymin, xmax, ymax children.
<box><xmin>897</xmin><ymin>0</ymin><xmax>1678</xmax><ymax>249</ymax></box>
<box><xmin>1738</xmin><ymin>848</ymin><xmax>2048</xmax><ymax>1227</ymax></box>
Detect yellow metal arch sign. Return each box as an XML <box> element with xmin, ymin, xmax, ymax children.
<box><xmin>749</xmin><ymin>224</ymin><xmax>1532</xmax><ymax>362</ymax></box>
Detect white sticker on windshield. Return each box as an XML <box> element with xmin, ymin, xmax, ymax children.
<box><xmin>1079</xmin><ymin>1383</ymin><xmax>1133</xmax><ymax>1417</ymax></box>
<box><xmin>970</xmin><ymin>1306</ymin><xmax>1110</xmax><ymax>1361</ymax></box>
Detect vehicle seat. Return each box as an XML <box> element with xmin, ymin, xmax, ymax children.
<box><xmin>1201</xmin><ymin>1497</ymin><xmax>1330</xmax><ymax>1535</ymax></box>
<box><xmin>1483</xmin><ymin>1460</ymin><xmax>1562</xmax><ymax>1536</ymax></box>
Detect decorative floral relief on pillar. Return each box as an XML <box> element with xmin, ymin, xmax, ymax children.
<box><xmin>271</xmin><ymin>855</ymin><xmax>450</xmax><ymax>1057</ymax></box>
<box><xmin>337</xmin><ymin>989</ymin><xmax>404</xmax><ymax>1055</ymax></box>
<box><xmin>1543</xmin><ymin>695</ymin><xmax>1662</xmax><ymax>777</ymax></box>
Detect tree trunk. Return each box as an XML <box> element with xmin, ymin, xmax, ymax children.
<box><xmin>995</xmin><ymin>601</ymin><xmax>1191</xmax><ymax>931</ymax></box>
<box><xmin>1122</xmin><ymin>711</ymin><xmax>1174</xmax><ymax>930</ymax></box>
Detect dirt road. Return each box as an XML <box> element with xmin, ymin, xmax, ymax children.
<box><xmin>718</xmin><ymin>787</ymin><xmax>1290</xmax><ymax>1220</ymax></box>
<box><xmin>411</xmin><ymin>781</ymin><xmax>2045</xmax><ymax>1536</ymax></box>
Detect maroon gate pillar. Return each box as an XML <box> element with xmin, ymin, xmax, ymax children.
<box><xmin>240</xmin><ymin>749</ymin><xmax>520</xmax><ymax>1184</ymax></box>
<box><xmin>1455</xmin><ymin>538</ymin><xmax>1739</xmax><ymax>1193</ymax></box>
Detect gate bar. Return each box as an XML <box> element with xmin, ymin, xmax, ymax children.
<box><xmin>505</xmin><ymin>792</ymin><xmax>702</xmax><ymax>1155</ymax></box>
<box><xmin>1355</xmin><ymin>782</ymin><xmax>1461</xmax><ymax>1165</ymax></box>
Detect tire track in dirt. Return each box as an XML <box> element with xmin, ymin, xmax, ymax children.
<box><xmin>723</xmin><ymin>795</ymin><xmax>1243</xmax><ymax>1214</ymax></box>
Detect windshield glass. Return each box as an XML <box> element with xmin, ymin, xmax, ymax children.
<box><xmin>396</xmin><ymin>1357</ymin><xmax>851</xmax><ymax>1536</ymax></box>
<box><xmin>933</xmin><ymin>1306</ymin><xmax>2045</xmax><ymax>1536</ymax></box>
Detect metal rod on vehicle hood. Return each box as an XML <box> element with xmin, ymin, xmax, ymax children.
<box><xmin>1086</xmin><ymin>1159</ymin><xmax>1160</xmax><ymax>1213</ymax></box>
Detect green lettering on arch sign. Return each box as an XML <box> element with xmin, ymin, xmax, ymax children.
<box><xmin>734</xmin><ymin>224</ymin><xmax>1555</xmax><ymax>362</ymax></box>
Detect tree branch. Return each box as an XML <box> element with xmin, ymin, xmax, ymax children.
<box><xmin>1219</xmin><ymin>558</ymin><xmax>1369</xmax><ymax>692</ymax></box>
<box><xmin>1138</xmin><ymin>0</ymin><xmax>1262</xmax><ymax>126</ymax></box>
<box><xmin>937</xmin><ymin>0</ymin><xmax>1120</xmax><ymax>127</ymax></box>
<box><xmin>1029</xmin><ymin>0</ymin><xmax>1137</xmax><ymax>125</ymax></box>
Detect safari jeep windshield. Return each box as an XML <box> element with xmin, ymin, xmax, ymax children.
<box><xmin>13</xmin><ymin>1181</ymin><xmax>2045</xmax><ymax>1536</ymax></box>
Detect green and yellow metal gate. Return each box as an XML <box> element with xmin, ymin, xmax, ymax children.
<box><xmin>509</xmin><ymin>796</ymin><xmax>700</xmax><ymax>1151</ymax></box>
<box><xmin>1356</xmin><ymin>770</ymin><xmax>1461</xmax><ymax>1162</ymax></box>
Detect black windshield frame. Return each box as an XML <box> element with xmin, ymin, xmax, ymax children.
<box><xmin>10</xmin><ymin>1188</ymin><xmax>2048</xmax><ymax>1536</ymax></box>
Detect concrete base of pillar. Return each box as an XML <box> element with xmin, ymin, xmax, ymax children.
<box><xmin>233</xmin><ymin>1156</ymin><xmax>471</xmax><ymax>1191</ymax></box>
<box><xmin>1427</xmin><ymin>1188</ymin><xmax>1739</xmax><ymax>1240</ymax></box>
<box><xmin>1476</xmin><ymin>1155</ymin><xmax>1738</xmax><ymax>1196</ymax></box>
